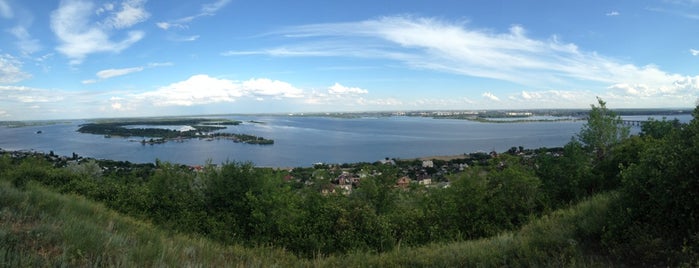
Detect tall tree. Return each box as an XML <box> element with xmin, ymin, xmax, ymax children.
<box><xmin>577</xmin><ymin>97</ymin><xmax>629</xmax><ymax>160</ymax></box>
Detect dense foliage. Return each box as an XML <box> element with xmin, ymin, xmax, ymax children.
<box><xmin>1</xmin><ymin>99</ymin><xmax>697</xmax><ymax>266</ymax></box>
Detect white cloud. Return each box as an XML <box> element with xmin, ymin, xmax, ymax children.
<box><xmin>202</xmin><ymin>0</ymin><xmax>231</xmax><ymax>14</ymax></box>
<box><xmin>0</xmin><ymin>54</ymin><xmax>31</xmax><ymax>83</ymax></box>
<box><xmin>356</xmin><ymin>97</ymin><xmax>403</xmax><ymax>106</ymax></box>
<box><xmin>101</xmin><ymin>0</ymin><xmax>150</xmax><ymax>29</ymax></box>
<box><xmin>482</xmin><ymin>92</ymin><xmax>500</xmax><ymax>101</ymax></box>
<box><xmin>0</xmin><ymin>85</ymin><xmax>124</xmax><ymax>120</ymax></box>
<box><xmin>138</xmin><ymin>74</ymin><xmax>243</xmax><ymax>106</ymax></box>
<box><xmin>242</xmin><ymin>78</ymin><xmax>304</xmax><ymax>98</ymax></box>
<box><xmin>50</xmin><ymin>0</ymin><xmax>147</xmax><ymax>64</ymax></box>
<box><xmin>691</xmin><ymin>49</ymin><xmax>699</xmax><ymax>56</ymax></box>
<box><xmin>157</xmin><ymin>0</ymin><xmax>231</xmax><ymax>31</ymax></box>
<box><xmin>608</xmin><ymin>83</ymin><xmax>648</xmax><ymax>96</ymax></box>
<box><xmin>156</xmin><ymin>22</ymin><xmax>171</xmax><ymax>30</ymax></box>
<box><xmin>123</xmin><ymin>75</ymin><xmax>382</xmax><ymax>111</ymax></box>
<box><xmin>97</xmin><ymin>67</ymin><xmax>144</xmax><ymax>79</ymax></box>
<box><xmin>606</xmin><ymin>11</ymin><xmax>620</xmax><ymax>16</ymax></box>
<box><xmin>0</xmin><ymin>85</ymin><xmax>64</xmax><ymax>103</ymax></box>
<box><xmin>505</xmin><ymin>89</ymin><xmax>597</xmax><ymax>108</ymax></box>
<box><xmin>131</xmin><ymin>75</ymin><xmax>303</xmax><ymax>107</ymax></box>
<box><xmin>232</xmin><ymin>15</ymin><xmax>698</xmax><ymax>106</ymax></box>
<box><xmin>0</xmin><ymin>0</ymin><xmax>12</xmax><ymax>18</ymax></box>
<box><xmin>9</xmin><ymin>26</ymin><xmax>42</xmax><ymax>55</ymax></box>
<box><xmin>175</xmin><ymin>35</ymin><xmax>200</xmax><ymax>42</ymax></box>
<box><xmin>328</xmin><ymin>83</ymin><xmax>368</xmax><ymax>95</ymax></box>
<box><xmin>95</xmin><ymin>3</ymin><xmax>114</xmax><ymax>15</ymax></box>
<box><xmin>84</xmin><ymin>62</ymin><xmax>171</xmax><ymax>83</ymax></box>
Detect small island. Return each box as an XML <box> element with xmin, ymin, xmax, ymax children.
<box><xmin>77</xmin><ymin>118</ymin><xmax>274</xmax><ymax>145</ymax></box>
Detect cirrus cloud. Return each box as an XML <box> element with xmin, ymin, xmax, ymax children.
<box><xmin>0</xmin><ymin>0</ymin><xmax>12</xmax><ymax>19</ymax></box>
<box><xmin>156</xmin><ymin>0</ymin><xmax>231</xmax><ymax>30</ymax></box>
<box><xmin>225</xmin><ymin>15</ymin><xmax>699</xmax><ymax>106</ymax></box>
<box><xmin>0</xmin><ymin>54</ymin><xmax>31</xmax><ymax>83</ymax></box>
<box><xmin>50</xmin><ymin>0</ymin><xmax>148</xmax><ymax>64</ymax></box>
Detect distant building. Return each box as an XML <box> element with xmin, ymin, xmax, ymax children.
<box><xmin>505</xmin><ymin>112</ymin><xmax>533</xmax><ymax>117</ymax></box>
<box><xmin>380</xmin><ymin>157</ymin><xmax>395</xmax><ymax>165</ymax></box>
<box><xmin>396</xmin><ymin>176</ymin><xmax>411</xmax><ymax>188</ymax></box>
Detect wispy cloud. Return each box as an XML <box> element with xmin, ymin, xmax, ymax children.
<box><xmin>0</xmin><ymin>0</ymin><xmax>12</xmax><ymax>18</ymax></box>
<box><xmin>9</xmin><ymin>26</ymin><xmax>42</xmax><ymax>55</ymax></box>
<box><xmin>50</xmin><ymin>0</ymin><xmax>149</xmax><ymax>64</ymax></box>
<box><xmin>82</xmin><ymin>62</ymin><xmax>172</xmax><ymax>84</ymax></box>
<box><xmin>225</xmin><ymin>15</ymin><xmax>698</xmax><ymax>103</ymax></box>
<box><xmin>1</xmin><ymin>1</ymin><xmax>42</xmax><ymax>56</ymax></box>
<box><xmin>647</xmin><ymin>6</ymin><xmax>699</xmax><ymax>19</ymax></box>
<box><xmin>100</xmin><ymin>0</ymin><xmax>150</xmax><ymax>29</ymax></box>
<box><xmin>606</xmin><ymin>11</ymin><xmax>620</xmax><ymax>16</ymax></box>
<box><xmin>156</xmin><ymin>0</ymin><xmax>231</xmax><ymax>30</ymax></box>
<box><xmin>0</xmin><ymin>85</ymin><xmax>64</xmax><ymax>104</ymax></box>
<box><xmin>0</xmin><ymin>54</ymin><xmax>31</xmax><ymax>83</ymax></box>
<box><xmin>691</xmin><ymin>49</ymin><xmax>699</xmax><ymax>56</ymax></box>
<box><xmin>97</xmin><ymin>67</ymin><xmax>145</xmax><ymax>79</ymax></box>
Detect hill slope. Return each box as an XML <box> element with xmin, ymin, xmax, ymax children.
<box><xmin>1</xmin><ymin>179</ymin><xmax>616</xmax><ymax>267</ymax></box>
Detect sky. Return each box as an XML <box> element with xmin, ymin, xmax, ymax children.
<box><xmin>1</xmin><ymin>0</ymin><xmax>698</xmax><ymax>120</ymax></box>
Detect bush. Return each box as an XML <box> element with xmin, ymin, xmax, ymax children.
<box><xmin>603</xmin><ymin>108</ymin><xmax>699</xmax><ymax>266</ymax></box>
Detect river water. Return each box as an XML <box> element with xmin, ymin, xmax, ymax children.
<box><xmin>0</xmin><ymin>114</ymin><xmax>691</xmax><ymax>167</ymax></box>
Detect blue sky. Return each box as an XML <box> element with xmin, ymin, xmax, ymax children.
<box><xmin>1</xmin><ymin>0</ymin><xmax>698</xmax><ymax>120</ymax></box>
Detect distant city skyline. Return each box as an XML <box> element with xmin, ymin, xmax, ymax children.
<box><xmin>1</xmin><ymin>0</ymin><xmax>698</xmax><ymax>120</ymax></box>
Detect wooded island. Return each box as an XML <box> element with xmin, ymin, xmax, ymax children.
<box><xmin>77</xmin><ymin>118</ymin><xmax>274</xmax><ymax>145</ymax></box>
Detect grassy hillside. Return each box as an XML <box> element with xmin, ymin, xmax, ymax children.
<box><xmin>1</xmin><ymin>179</ymin><xmax>616</xmax><ymax>267</ymax></box>
<box><xmin>0</xmin><ymin>180</ymin><xmax>299</xmax><ymax>267</ymax></box>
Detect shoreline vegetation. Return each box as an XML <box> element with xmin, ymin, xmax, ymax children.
<box><xmin>77</xmin><ymin>118</ymin><xmax>274</xmax><ymax>145</ymax></box>
<box><xmin>285</xmin><ymin>108</ymin><xmax>691</xmax><ymax>122</ymax></box>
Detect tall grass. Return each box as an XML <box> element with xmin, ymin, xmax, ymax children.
<box><xmin>1</xmin><ymin>179</ymin><xmax>617</xmax><ymax>267</ymax></box>
<box><xmin>0</xmin><ymin>180</ymin><xmax>300</xmax><ymax>267</ymax></box>
<box><xmin>315</xmin><ymin>193</ymin><xmax>617</xmax><ymax>267</ymax></box>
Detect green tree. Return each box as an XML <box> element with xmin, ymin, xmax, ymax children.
<box><xmin>485</xmin><ymin>155</ymin><xmax>545</xmax><ymax>229</ymax></box>
<box><xmin>536</xmin><ymin>139</ymin><xmax>594</xmax><ymax>205</ymax></box>
<box><xmin>577</xmin><ymin>97</ymin><xmax>629</xmax><ymax>161</ymax></box>
<box><xmin>604</xmin><ymin>106</ymin><xmax>699</xmax><ymax>266</ymax></box>
<box><xmin>640</xmin><ymin>117</ymin><xmax>681</xmax><ymax>139</ymax></box>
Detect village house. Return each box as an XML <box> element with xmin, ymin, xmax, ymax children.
<box><xmin>396</xmin><ymin>176</ymin><xmax>411</xmax><ymax>189</ymax></box>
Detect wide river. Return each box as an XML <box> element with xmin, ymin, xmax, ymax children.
<box><xmin>0</xmin><ymin>115</ymin><xmax>691</xmax><ymax>167</ymax></box>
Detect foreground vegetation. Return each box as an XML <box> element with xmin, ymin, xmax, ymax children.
<box><xmin>0</xmin><ymin>177</ymin><xmax>616</xmax><ymax>267</ymax></box>
<box><xmin>1</xmin><ymin>98</ymin><xmax>698</xmax><ymax>266</ymax></box>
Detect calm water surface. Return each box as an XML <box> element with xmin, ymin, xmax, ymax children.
<box><xmin>0</xmin><ymin>115</ymin><xmax>690</xmax><ymax>167</ymax></box>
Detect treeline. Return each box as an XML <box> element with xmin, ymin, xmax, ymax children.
<box><xmin>78</xmin><ymin>123</ymin><xmax>224</xmax><ymax>138</ymax></box>
<box><xmin>77</xmin><ymin>118</ymin><xmax>274</xmax><ymax>145</ymax></box>
<box><xmin>1</xmin><ymin>98</ymin><xmax>697</xmax><ymax>266</ymax></box>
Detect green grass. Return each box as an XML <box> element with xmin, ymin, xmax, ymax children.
<box><xmin>320</xmin><ymin>193</ymin><xmax>617</xmax><ymax>267</ymax></box>
<box><xmin>0</xmin><ymin>180</ymin><xmax>299</xmax><ymax>267</ymax></box>
<box><xmin>1</xmin><ymin>179</ymin><xmax>618</xmax><ymax>267</ymax></box>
